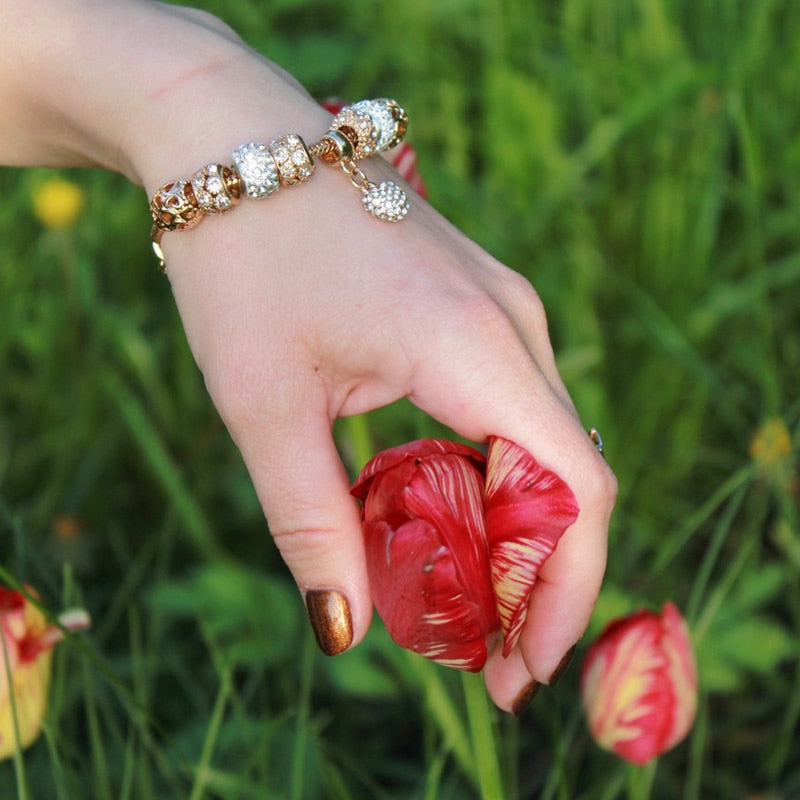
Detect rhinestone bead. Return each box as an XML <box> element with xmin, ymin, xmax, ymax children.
<box><xmin>350</xmin><ymin>99</ymin><xmax>408</xmax><ymax>151</ymax></box>
<box><xmin>362</xmin><ymin>181</ymin><xmax>409</xmax><ymax>222</ymax></box>
<box><xmin>232</xmin><ymin>142</ymin><xmax>279</xmax><ymax>199</ymax></box>
<box><xmin>150</xmin><ymin>180</ymin><xmax>204</xmax><ymax>231</ymax></box>
<box><xmin>330</xmin><ymin>99</ymin><xmax>408</xmax><ymax>160</ymax></box>
<box><xmin>330</xmin><ymin>107</ymin><xmax>379</xmax><ymax>159</ymax></box>
<box><xmin>191</xmin><ymin>164</ymin><xmax>240</xmax><ymax>213</ymax></box>
<box><xmin>269</xmin><ymin>134</ymin><xmax>315</xmax><ymax>186</ymax></box>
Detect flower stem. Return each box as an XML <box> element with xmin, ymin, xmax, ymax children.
<box><xmin>627</xmin><ymin>760</ymin><xmax>657</xmax><ymax>800</ymax></box>
<box><xmin>341</xmin><ymin>413</ymin><xmax>374</xmax><ymax>471</ymax></box>
<box><xmin>406</xmin><ymin>653</ymin><xmax>474</xmax><ymax>782</ymax></box>
<box><xmin>188</xmin><ymin>667</ymin><xmax>232</xmax><ymax>800</ymax></box>
<box><xmin>290</xmin><ymin>628</ymin><xmax>316</xmax><ymax>800</ymax></box>
<box><xmin>461</xmin><ymin>671</ymin><xmax>505</xmax><ymax>800</ymax></box>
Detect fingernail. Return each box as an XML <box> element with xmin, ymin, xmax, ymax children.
<box><xmin>548</xmin><ymin>645</ymin><xmax>577</xmax><ymax>686</ymax></box>
<box><xmin>511</xmin><ymin>680</ymin><xmax>541</xmax><ymax>717</ymax></box>
<box><xmin>306</xmin><ymin>590</ymin><xmax>353</xmax><ymax>656</ymax></box>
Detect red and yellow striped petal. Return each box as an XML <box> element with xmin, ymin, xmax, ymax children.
<box><xmin>484</xmin><ymin>437</ymin><xmax>580</xmax><ymax>655</ymax></box>
<box><xmin>364</xmin><ymin>516</ymin><xmax>493</xmax><ymax>670</ymax></box>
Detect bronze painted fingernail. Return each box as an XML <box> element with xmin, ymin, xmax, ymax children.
<box><xmin>511</xmin><ymin>680</ymin><xmax>541</xmax><ymax>717</ymax></box>
<box><xmin>548</xmin><ymin>645</ymin><xmax>577</xmax><ymax>686</ymax></box>
<box><xmin>306</xmin><ymin>590</ymin><xmax>353</xmax><ymax>656</ymax></box>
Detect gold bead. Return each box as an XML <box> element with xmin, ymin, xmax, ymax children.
<box><xmin>330</xmin><ymin>107</ymin><xmax>379</xmax><ymax>160</ymax></box>
<box><xmin>150</xmin><ymin>180</ymin><xmax>204</xmax><ymax>231</ymax></box>
<box><xmin>330</xmin><ymin>99</ymin><xmax>408</xmax><ymax>159</ymax></box>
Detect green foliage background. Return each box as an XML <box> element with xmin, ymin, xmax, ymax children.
<box><xmin>2</xmin><ymin>0</ymin><xmax>799</xmax><ymax>797</ymax></box>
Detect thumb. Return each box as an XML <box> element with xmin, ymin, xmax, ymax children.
<box><xmin>223</xmin><ymin>383</ymin><xmax>373</xmax><ymax>657</ymax></box>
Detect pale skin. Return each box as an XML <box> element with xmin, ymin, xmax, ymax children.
<box><xmin>1</xmin><ymin>0</ymin><xmax>616</xmax><ymax>712</ymax></box>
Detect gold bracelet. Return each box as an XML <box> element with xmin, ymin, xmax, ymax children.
<box><xmin>149</xmin><ymin>99</ymin><xmax>409</xmax><ymax>272</ymax></box>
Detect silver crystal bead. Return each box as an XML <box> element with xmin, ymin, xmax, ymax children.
<box><xmin>232</xmin><ymin>142</ymin><xmax>279</xmax><ymax>199</ymax></box>
<box><xmin>350</xmin><ymin>99</ymin><xmax>407</xmax><ymax>151</ymax></box>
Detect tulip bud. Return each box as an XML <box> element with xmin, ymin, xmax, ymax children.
<box><xmin>581</xmin><ymin>602</ymin><xmax>698</xmax><ymax>765</ymax></box>
<box><xmin>0</xmin><ymin>586</ymin><xmax>90</xmax><ymax>760</ymax></box>
<box><xmin>351</xmin><ymin>437</ymin><xmax>579</xmax><ymax>670</ymax></box>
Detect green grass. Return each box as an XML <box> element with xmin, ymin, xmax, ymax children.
<box><xmin>2</xmin><ymin>0</ymin><xmax>800</xmax><ymax>797</ymax></box>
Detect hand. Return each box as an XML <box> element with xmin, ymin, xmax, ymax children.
<box><xmin>0</xmin><ymin>0</ymin><xmax>617</xmax><ymax>713</ymax></box>
<box><xmin>160</xmin><ymin>149</ymin><xmax>616</xmax><ymax>711</ymax></box>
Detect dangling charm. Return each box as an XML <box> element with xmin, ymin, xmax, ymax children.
<box><xmin>363</xmin><ymin>181</ymin><xmax>409</xmax><ymax>222</ymax></box>
<box><xmin>309</xmin><ymin>99</ymin><xmax>411</xmax><ymax>222</ymax></box>
<box><xmin>334</xmin><ymin>157</ymin><xmax>410</xmax><ymax>223</ymax></box>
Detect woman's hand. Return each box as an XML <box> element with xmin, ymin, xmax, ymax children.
<box><xmin>0</xmin><ymin>0</ymin><xmax>617</xmax><ymax>713</ymax></box>
<box><xmin>162</xmin><ymin>150</ymin><xmax>616</xmax><ymax>711</ymax></box>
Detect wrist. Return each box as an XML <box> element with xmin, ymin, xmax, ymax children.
<box><xmin>148</xmin><ymin>98</ymin><xmax>412</xmax><ymax>271</ymax></box>
<box><xmin>131</xmin><ymin>61</ymin><xmax>329</xmax><ymax>195</ymax></box>
<box><xmin>0</xmin><ymin>0</ymin><xmax>328</xmax><ymax>187</ymax></box>
<box><xmin>116</xmin><ymin>8</ymin><xmax>330</xmax><ymax>191</ymax></box>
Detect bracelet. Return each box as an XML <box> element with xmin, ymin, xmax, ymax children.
<box><xmin>149</xmin><ymin>98</ymin><xmax>409</xmax><ymax>272</ymax></box>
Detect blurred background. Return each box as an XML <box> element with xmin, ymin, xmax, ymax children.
<box><xmin>1</xmin><ymin>0</ymin><xmax>798</xmax><ymax>797</ymax></box>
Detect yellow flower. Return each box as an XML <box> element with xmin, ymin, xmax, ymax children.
<box><xmin>0</xmin><ymin>586</ymin><xmax>90</xmax><ymax>760</ymax></box>
<box><xmin>750</xmin><ymin>417</ymin><xmax>796</xmax><ymax>495</ymax></box>
<box><xmin>31</xmin><ymin>178</ymin><xmax>85</xmax><ymax>230</ymax></box>
<box><xmin>750</xmin><ymin>417</ymin><xmax>792</xmax><ymax>468</ymax></box>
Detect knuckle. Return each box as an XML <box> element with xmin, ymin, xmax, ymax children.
<box><xmin>459</xmin><ymin>290</ymin><xmax>521</xmax><ymax>342</ymax></box>
<box><xmin>175</xmin><ymin>7</ymin><xmax>242</xmax><ymax>40</ymax></box>
<box><xmin>486</xmin><ymin>266</ymin><xmax>552</xmax><ymax>347</ymax></box>
<box><xmin>581</xmin><ymin>459</ymin><xmax>619</xmax><ymax>515</ymax></box>
<box><xmin>503</xmin><ymin>267</ymin><xmax>540</xmax><ymax>305</ymax></box>
<box><xmin>510</xmin><ymin>276</ymin><xmax>550</xmax><ymax>338</ymax></box>
<box><xmin>269</xmin><ymin>524</ymin><xmax>342</xmax><ymax>577</ymax></box>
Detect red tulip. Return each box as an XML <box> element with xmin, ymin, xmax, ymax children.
<box><xmin>581</xmin><ymin>602</ymin><xmax>698</xmax><ymax>765</ymax></box>
<box><xmin>351</xmin><ymin>439</ymin><xmax>496</xmax><ymax>670</ymax></box>
<box><xmin>350</xmin><ymin>437</ymin><xmax>579</xmax><ymax>670</ymax></box>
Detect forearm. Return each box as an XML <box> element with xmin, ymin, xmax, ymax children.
<box><xmin>0</xmin><ymin>0</ymin><xmax>327</xmax><ymax>189</ymax></box>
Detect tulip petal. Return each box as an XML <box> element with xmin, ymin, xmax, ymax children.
<box><xmin>351</xmin><ymin>438</ymin><xmax>485</xmax><ymax>503</ymax></box>
<box><xmin>354</xmin><ymin>439</ymin><xmax>496</xmax><ymax>671</ymax></box>
<box><xmin>0</xmin><ymin>650</ymin><xmax>53</xmax><ymax>761</ymax></box>
<box><xmin>659</xmin><ymin>603</ymin><xmax>698</xmax><ymax>752</ymax></box>
<box><xmin>582</xmin><ymin>612</ymin><xmax>671</xmax><ymax>765</ymax></box>
<box><xmin>484</xmin><ymin>437</ymin><xmax>580</xmax><ymax>656</ymax></box>
<box><xmin>404</xmin><ymin>454</ymin><xmax>493</xmax><ymax>603</ymax></box>
<box><xmin>0</xmin><ymin>587</ymin><xmax>24</xmax><ymax>613</ymax></box>
<box><xmin>1</xmin><ymin>586</ymin><xmax>90</xmax><ymax>760</ymax></box>
<box><xmin>365</xmin><ymin>519</ymin><xmax>490</xmax><ymax>671</ymax></box>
